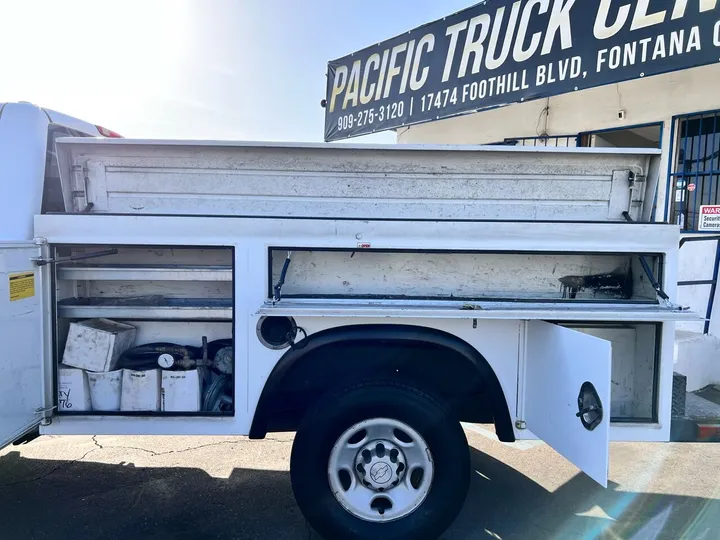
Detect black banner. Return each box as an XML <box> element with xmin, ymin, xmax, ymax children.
<box><xmin>324</xmin><ymin>0</ymin><xmax>720</xmax><ymax>141</ymax></box>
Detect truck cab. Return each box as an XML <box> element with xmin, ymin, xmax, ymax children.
<box><xmin>0</xmin><ymin>102</ymin><xmax>120</xmax><ymax>449</ymax></box>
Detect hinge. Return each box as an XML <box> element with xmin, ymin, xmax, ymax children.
<box><xmin>35</xmin><ymin>406</ymin><xmax>56</xmax><ymax>425</ymax></box>
<box><xmin>71</xmin><ymin>164</ymin><xmax>89</xmax><ymax>212</ymax></box>
<box><xmin>515</xmin><ymin>420</ymin><xmax>527</xmax><ymax>430</ymax></box>
<box><xmin>35</xmin><ymin>405</ymin><xmax>56</xmax><ymax>423</ymax></box>
<box><xmin>35</xmin><ymin>405</ymin><xmax>56</xmax><ymax>413</ymax></box>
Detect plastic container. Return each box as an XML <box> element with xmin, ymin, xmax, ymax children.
<box><xmin>161</xmin><ymin>369</ymin><xmax>201</xmax><ymax>412</ymax></box>
<box><xmin>87</xmin><ymin>370</ymin><xmax>123</xmax><ymax>411</ymax></box>
<box><xmin>58</xmin><ymin>368</ymin><xmax>92</xmax><ymax>412</ymax></box>
<box><xmin>121</xmin><ymin>369</ymin><xmax>161</xmax><ymax>412</ymax></box>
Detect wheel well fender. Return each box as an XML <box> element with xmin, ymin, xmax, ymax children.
<box><xmin>249</xmin><ymin>324</ymin><xmax>515</xmax><ymax>442</ymax></box>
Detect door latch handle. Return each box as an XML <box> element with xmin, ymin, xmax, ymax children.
<box><xmin>576</xmin><ymin>405</ymin><xmax>600</xmax><ymax>417</ymax></box>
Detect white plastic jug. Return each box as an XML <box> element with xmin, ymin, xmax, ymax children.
<box><xmin>87</xmin><ymin>370</ymin><xmax>122</xmax><ymax>411</ymax></box>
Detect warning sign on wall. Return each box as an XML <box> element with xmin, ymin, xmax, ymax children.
<box><xmin>699</xmin><ymin>206</ymin><xmax>720</xmax><ymax>231</ymax></box>
<box><xmin>9</xmin><ymin>271</ymin><xmax>35</xmax><ymax>302</ymax></box>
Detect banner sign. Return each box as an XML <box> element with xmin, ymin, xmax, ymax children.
<box><xmin>324</xmin><ymin>0</ymin><xmax>720</xmax><ymax>141</ymax></box>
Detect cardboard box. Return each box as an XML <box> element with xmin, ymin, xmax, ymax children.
<box><xmin>121</xmin><ymin>369</ymin><xmax>161</xmax><ymax>412</ymax></box>
<box><xmin>62</xmin><ymin>319</ymin><xmax>136</xmax><ymax>372</ymax></box>
<box><xmin>58</xmin><ymin>367</ymin><xmax>92</xmax><ymax>412</ymax></box>
<box><xmin>161</xmin><ymin>369</ymin><xmax>202</xmax><ymax>412</ymax></box>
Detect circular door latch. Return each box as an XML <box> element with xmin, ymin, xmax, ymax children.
<box><xmin>576</xmin><ymin>382</ymin><xmax>603</xmax><ymax>431</ymax></box>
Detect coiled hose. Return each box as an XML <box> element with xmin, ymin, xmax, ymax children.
<box><xmin>117</xmin><ymin>339</ymin><xmax>234</xmax><ymax>412</ymax></box>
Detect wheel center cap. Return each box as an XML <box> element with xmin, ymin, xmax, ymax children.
<box><xmin>370</xmin><ymin>462</ymin><xmax>392</xmax><ymax>484</ymax></box>
<box><xmin>355</xmin><ymin>439</ymin><xmax>406</xmax><ymax>491</ymax></box>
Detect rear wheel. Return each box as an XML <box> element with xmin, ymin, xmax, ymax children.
<box><xmin>290</xmin><ymin>381</ymin><xmax>470</xmax><ymax>540</ymax></box>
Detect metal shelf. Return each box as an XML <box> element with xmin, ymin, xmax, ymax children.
<box><xmin>258</xmin><ymin>299</ymin><xmax>701</xmax><ymax>322</ymax></box>
<box><xmin>57</xmin><ymin>297</ymin><xmax>232</xmax><ymax>320</ymax></box>
<box><xmin>57</xmin><ymin>264</ymin><xmax>232</xmax><ymax>281</ymax></box>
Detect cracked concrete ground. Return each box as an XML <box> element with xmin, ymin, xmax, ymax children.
<box><xmin>1</xmin><ymin>431</ymin><xmax>719</xmax><ymax>539</ymax></box>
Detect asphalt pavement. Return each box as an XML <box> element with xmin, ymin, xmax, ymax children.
<box><xmin>1</xmin><ymin>428</ymin><xmax>719</xmax><ymax>539</ymax></box>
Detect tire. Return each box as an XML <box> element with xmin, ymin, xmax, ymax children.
<box><xmin>290</xmin><ymin>381</ymin><xmax>470</xmax><ymax>540</ymax></box>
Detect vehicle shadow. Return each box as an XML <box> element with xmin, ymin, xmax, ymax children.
<box><xmin>0</xmin><ymin>445</ymin><xmax>717</xmax><ymax>540</ymax></box>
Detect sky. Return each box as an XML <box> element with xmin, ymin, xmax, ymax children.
<box><xmin>0</xmin><ymin>0</ymin><xmax>473</xmax><ymax>143</ymax></box>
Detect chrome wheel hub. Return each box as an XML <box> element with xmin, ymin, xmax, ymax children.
<box><xmin>328</xmin><ymin>418</ymin><xmax>434</xmax><ymax>523</ymax></box>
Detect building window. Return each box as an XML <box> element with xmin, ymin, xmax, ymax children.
<box><xmin>670</xmin><ymin>112</ymin><xmax>720</xmax><ymax>232</ymax></box>
<box><xmin>579</xmin><ymin>124</ymin><xmax>662</xmax><ymax>149</ymax></box>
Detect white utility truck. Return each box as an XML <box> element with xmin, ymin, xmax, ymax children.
<box><xmin>0</xmin><ymin>116</ymin><xmax>698</xmax><ymax>539</ymax></box>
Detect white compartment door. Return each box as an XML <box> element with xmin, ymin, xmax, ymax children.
<box><xmin>524</xmin><ymin>320</ymin><xmax>612</xmax><ymax>487</ymax></box>
<box><xmin>0</xmin><ymin>244</ymin><xmax>44</xmax><ymax>449</ymax></box>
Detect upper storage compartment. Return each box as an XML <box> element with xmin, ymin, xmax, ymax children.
<box><xmin>269</xmin><ymin>249</ymin><xmax>663</xmax><ymax>304</ymax></box>
<box><xmin>54</xmin><ymin>139</ymin><xmax>660</xmax><ymax>222</ymax></box>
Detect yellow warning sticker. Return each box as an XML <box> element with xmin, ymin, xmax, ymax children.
<box><xmin>9</xmin><ymin>271</ymin><xmax>35</xmax><ymax>302</ymax></box>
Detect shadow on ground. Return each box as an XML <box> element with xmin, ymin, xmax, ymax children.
<box><xmin>0</xmin><ymin>446</ymin><xmax>717</xmax><ymax>540</ymax></box>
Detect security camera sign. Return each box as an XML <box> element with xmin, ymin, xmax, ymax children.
<box><xmin>324</xmin><ymin>0</ymin><xmax>720</xmax><ymax>141</ymax></box>
<box><xmin>700</xmin><ymin>205</ymin><xmax>720</xmax><ymax>230</ymax></box>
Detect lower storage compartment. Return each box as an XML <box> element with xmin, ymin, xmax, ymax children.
<box><xmin>55</xmin><ymin>319</ymin><xmax>234</xmax><ymax>415</ymax></box>
<box><xmin>52</xmin><ymin>244</ymin><xmax>235</xmax><ymax>417</ymax></box>
<box><xmin>561</xmin><ymin>322</ymin><xmax>659</xmax><ymax>423</ymax></box>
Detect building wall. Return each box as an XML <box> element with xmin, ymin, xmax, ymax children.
<box><xmin>397</xmin><ymin>63</ymin><xmax>720</xmax><ymax>224</ymax></box>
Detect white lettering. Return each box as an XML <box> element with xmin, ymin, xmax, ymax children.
<box><xmin>410</xmin><ymin>34</ymin><xmax>435</xmax><ymax>91</ymax></box>
<box><xmin>687</xmin><ymin>25</ymin><xmax>702</xmax><ymax>51</ymax></box>
<box><xmin>609</xmin><ymin>46</ymin><xmax>621</xmax><ymax>69</ymax></box>
<box><xmin>541</xmin><ymin>0</ymin><xmax>576</xmax><ymax>55</ymax></box>
<box><xmin>547</xmin><ymin>63</ymin><xmax>557</xmax><ymax>83</ymax></box>
<box><xmin>329</xmin><ymin>66</ymin><xmax>348</xmax><ymax>112</ymax></box>
<box><xmin>653</xmin><ymin>35</ymin><xmax>667</xmax><ymax>60</ymax></box>
<box><xmin>624</xmin><ymin>42</ymin><xmax>637</xmax><ymax>65</ymax></box>
<box><xmin>537</xmin><ymin>64</ymin><xmax>547</xmax><ymax>85</ymax></box>
<box><xmin>343</xmin><ymin>60</ymin><xmax>362</xmax><ymax>109</ymax></box>
<box><xmin>458</xmin><ymin>15</ymin><xmax>491</xmax><ymax>78</ymax></box>
<box><xmin>488</xmin><ymin>76</ymin><xmax>497</xmax><ymax>94</ymax></box>
<box><xmin>571</xmin><ymin>56</ymin><xmax>582</xmax><ymax>77</ymax></box>
<box><xmin>672</xmin><ymin>0</ymin><xmax>718</xmax><ymax>20</ymax></box>
<box><xmin>383</xmin><ymin>43</ymin><xmax>407</xmax><ymax>98</ymax></box>
<box><xmin>480</xmin><ymin>79</ymin><xmax>488</xmax><ymax>97</ymax></box>
<box><xmin>497</xmin><ymin>73</ymin><xmax>507</xmax><ymax>93</ymax></box>
<box><xmin>594</xmin><ymin>0</ymin><xmax>631</xmax><ymax>40</ymax></box>
<box><xmin>639</xmin><ymin>37</ymin><xmax>653</xmax><ymax>61</ymax></box>
<box><xmin>374</xmin><ymin>50</ymin><xmax>390</xmax><ymax>100</ymax></box>
<box><xmin>443</xmin><ymin>21</ymin><xmax>468</xmax><ymax>82</ymax></box>
<box><xmin>715</xmin><ymin>20</ymin><xmax>720</xmax><ymax>46</ymax></box>
<box><xmin>597</xmin><ymin>49</ymin><xmax>608</xmax><ymax>71</ymax></box>
<box><xmin>631</xmin><ymin>0</ymin><xmax>667</xmax><ymax>31</ymax></box>
<box><xmin>558</xmin><ymin>58</ymin><xmax>570</xmax><ymax>79</ymax></box>
<box><xmin>360</xmin><ymin>54</ymin><xmax>379</xmax><ymax>105</ymax></box>
<box><xmin>670</xmin><ymin>30</ymin><xmax>685</xmax><ymax>56</ymax></box>
<box><xmin>514</xmin><ymin>0</ymin><xmax>549</xmax><ymax>62</ymax></box>
<box><xmin>486</xmin><ymin>1</ymin><xmax>522</xmax><ymax>70</ymax></box>
<box><xmin>399</xmin><ymin>41</ymin><xmax>416</xmax><ymax>94</ymax></box>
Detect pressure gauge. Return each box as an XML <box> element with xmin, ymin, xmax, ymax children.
<box><xmin>158</xmin><ymin>353</ymin><xmax>175</xmax><ymax>369</ymax></box>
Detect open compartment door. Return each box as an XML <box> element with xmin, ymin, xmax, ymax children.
<box><xmin>0</xmin><ymin>244</ymin><xmax>44</xmax><ymax>449</ymax></box>
<box><xmin>524</xmin><ymin>320</ymin><xmax>612</xmax><ymax>487</ymax></box>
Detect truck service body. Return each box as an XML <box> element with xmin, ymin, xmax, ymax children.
<box><xmin>0</xmin><ymin>107</ymin><xmax>698</xmax><ymax>539</ymax></box>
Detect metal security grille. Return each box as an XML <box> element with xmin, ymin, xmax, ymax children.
<box><xmin>670</xmin><ymin>112</ymin><xmax>720</xmax><ymax>232</ymax></box>
<box><xmin>501</xmin><ymin>135</ymin><xmax>578</xmax><ymax>147</ymax></box>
